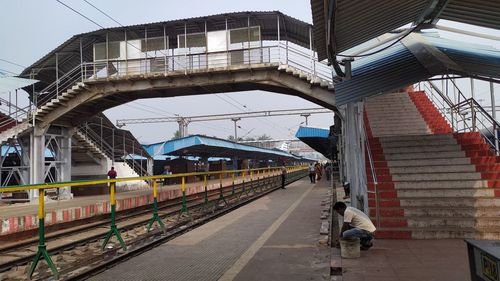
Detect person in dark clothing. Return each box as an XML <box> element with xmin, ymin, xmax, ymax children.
<box><xmin>308</xmin><ymin>163</ymin><xmax>315</xmax><ymax>183</ymax></box>
<box><xmin>107</xmin><ymin>167</ymin><xmax>117</xmax><ymax>179</ymax></box>
<box><xmin>281</xmin><ymin>166</ymin><xmax>287</xmax><ymax>189</ymax></box>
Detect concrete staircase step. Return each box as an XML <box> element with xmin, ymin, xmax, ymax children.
<box><xmin>389</xmin><ymin>165</ymin><xmax>476</xmax><ymax>174</ymax></box>
<box><xmin>380</xmin><ymin>139</ymin><xmax>458</xmax><ymax>148</ymax></box>
<box><xmin>383</xmin><ymin>151</ymin><xmax>465</xmax><ymax>160</ymax></box>
<box><xmin>381</xmin><ymin>144</ymin><xmax>462</xmax><ymax>154</ymax></box>
<box><xmin>391</xmin><ymin>172</ymin><xmax>481</xmax><ymax>181</ymax></box>
<box><xmin>375</xmin><ymin>227</ymin><xmax>500</xmax><ymax>239</ymax></box>
<box><xmin>384</xmin><ymin>157</ymin><xmax>471</xmax><ymax>167</ymax></box>
<box><xmin>379</xmin><ymin>134</ymin><xmax>454</xmax><ymax>142</ymax></box>
<box><xmin>392</xmin><ymin>188</ymin><xmax>493</xmax><ymax>198</ymax></box>
<box><xmin>397</xmin><ymin>197</ymin><xmax>500</xmax><ymax>207</ymax></box>
<box><xmin>402</xmin><ymin>207</ymin><xmax>500</xmax><ymax>217</ymax></box>
<box><xmin>392</xmin><ymin>180</ymin><xmax>489</xmax><ymax>189</ymax></box>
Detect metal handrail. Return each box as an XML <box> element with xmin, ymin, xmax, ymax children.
<box><xmin>362</xmin><ymin>121</ymin><xmax>380</xmax><ymax>228</ymax></box>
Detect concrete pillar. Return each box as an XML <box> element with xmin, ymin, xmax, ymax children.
<box><xmin>147</xmin><ymin>157</ymin><xmax>154</xmax><ymax>176</ymax></box>
<box><xmin>58</xmin><ymin>128</ymin><xmax>72</xmax><ymax>199</ymax></box>
<box><xmin>29</xmin><ymin>130</ymin><xmax>45</xmax><ymax>200</ymax></box>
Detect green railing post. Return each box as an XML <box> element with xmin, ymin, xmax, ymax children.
<box><xmin>231</xmin><ymin>172</ymin><xmax>236</xmax><ymax>196</ymax></box>
<box><xmin>201</xmin><ymin>174</ymin><xmax>214</xmax><ymax>212</ymax></box>
<box><xmin>147</xmin><ymin>179</ymin><xmax>166</xmax><ymax>232</ymax></box>
<box><xmin>28</xmin><ymin>189</ymin><xmax>59</xmax><ymax>280</ymax></box>
<box><xmin>102</xmin><ymin>182</ymin><xmax>127</xmax><ymax>251</ymax></box>
<box><xmin>237</xmin><ymin>171</ymin><xmax>249</xmax><ymax>199</ymax></box>
<box><xmin>177</xmin><ymin>177</ymin><xmax>192</xmax><ymax>220</ymax></box>
<box><xmin>215</xmin><ymin>173</ymin><xmax>228</xmax><ymax>207</ymax></box>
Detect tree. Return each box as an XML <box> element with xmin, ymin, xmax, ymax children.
<box><xmin>227</xmin><ymin>135</ymin><xmax>243</xmax><ymax>142</ymax></box>
<box><xmin>172</xmin><ymin>130</ymin><xmax>182</xmax><ymax>140</ymax></box>
<box><xmin>257</xmin><ymin>134</ymin><xmax>272</xmax><ymax>140</ymax></box>
<box><xmin>244</xmin><ymin>137</ymin><xmax>256</xmax><ymax>141</ymax></box>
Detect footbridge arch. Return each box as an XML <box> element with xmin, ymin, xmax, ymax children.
<box><xmin>3</xmin><ymin>11</ymin><xmax>336</xmax><ymax>197</ymax></box>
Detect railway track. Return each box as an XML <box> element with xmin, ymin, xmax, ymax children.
<box><xmin>0</xmin><ymin>171</ymin><xmax>306</xmax><ymax>280</ymax></box>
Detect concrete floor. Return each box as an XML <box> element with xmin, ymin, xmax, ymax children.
<box><xmin>90</xmin><ymin>178</ymin><xmax>331</xmax><ymax>281</ymax></box>
<box><xmin>340</xmin><ymin>239</ymin><xmax>470</xmax><ymax>281</ymax></box>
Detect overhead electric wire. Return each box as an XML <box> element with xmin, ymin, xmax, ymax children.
<box><xmin>55</xmin><ymin>0</ymin><xmax>104</xmax><ymax>28</ymax></box>
<box><xmin>82</xmin><ymin>0</ymin><xmax>123</xmax><ymax>27</ymax></box>
<box><xmin>0</xmin><ymin>59</ymin><xmax>26</xmax><ymax>69</ymax></box>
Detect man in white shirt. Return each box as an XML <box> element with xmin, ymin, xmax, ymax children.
<box><xmin>333</xmin><ymin>202</ymin><xmax>376</xmax><ymax>250</ymax></box>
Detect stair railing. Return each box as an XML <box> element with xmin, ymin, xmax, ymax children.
<box><xmin>362</xmin><ymin>121</ymin><xmax>380</xmax><ymax>228</ymax></box>
<box><xmin>36</xmin><ymin>64</ymin><xmax>83</xmax><ymax>106</ymax></box>
<box><xmin>424</xmin><ymin>79</ymin><xmax>500</xmax><ymax>155</ymax></box>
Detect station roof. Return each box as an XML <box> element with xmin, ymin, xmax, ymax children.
<box><xmin>335</xmin><ymin>32</ymin><xmax>500</xmax><ymax>105</ymax></box>
<box><xmin>142</xmin><ymin>135</ymin><xmax>303</xmax><ymax>161</ymax></box>
<box><xmin>20</xmin><ymin>11</ymin><xmax>313</xmax><ymax>94</ymax></box>
<box><xmin>311</xmin><ymin>0</ymin><xmax>500</xmax><ymax>61</ymax></box>
<box><xmin>0</xmin><ymin>77</ymin><xmax>38</xmax><ymax>92</ymax></box>
<box><xmin>295</xmin><ymin>127</ymin><xmax>333</xmax><ymax>159</ymax></box>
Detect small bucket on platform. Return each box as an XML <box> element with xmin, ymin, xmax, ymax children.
<box><xmin>340</xmin><ymin>237</ymin><xmax>360</xmax><ymax>258</ymax></box>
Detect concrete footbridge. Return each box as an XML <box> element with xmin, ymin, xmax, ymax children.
<box><xmin>0</xmin><ymin>11</ymin><xmax>335</xmax><ymax>198</ymax></box>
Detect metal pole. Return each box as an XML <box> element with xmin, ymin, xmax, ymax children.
<box><xmin>100</xmin><ymin>116</ymin><xmax>103</xmax><ymax>150</ymax></box>
<box><xmin>112</xmin><ymin>129</ymin><xmax>115</xmax><ymax>165</ymax></box>
<box><xmin>80</xmin><ymin>37</ymin><xmax>84</xmax><ymax>81</ymax></box>
<box><xmin>309</xmin><ymin>26</ymin><xmax>315</xmax><ymax>76</ymax></box>
<box><xmin>184</xmin><ymin>21</ymin><xmax>187</xmax><ymax>75</ymax></box>
<box><xmin>277</xmin><ymin>14</ymin><xmax>280</xmax><ymax>62</ymax></box>
<box><xmin>231</xmin><ymin>118</ymin><xmax>241</xmax><ymax>142</ymax></box>
<box><xmin>164</xmin><ymin>24</ymin><xmax>167</xmax><ymax>73</ymax></box>
<box><xmin>55</xmin><ymin>52</ymin><xmax>59</xmax><ymax>96</ymax></box>
<box><xmin>124</xmin><ymin>30</ymin><xmax>128</xmax><ymax>75</ymax></box>
<box><xmin>490</xmin><ymin>81</ymin><xmax>499</xmax><ymax>154</ymax></box>
<box><xmin>470</xmin><ymin>78</ymin><xmax>475</xmax><ymax>100</ymax></box>
<box><xmin>106</xmin><ymin>32</ymin><xmax>109</xmax><ymax>77</ymax></box>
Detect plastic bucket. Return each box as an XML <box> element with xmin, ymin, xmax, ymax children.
<box><xmin>340</xmin><ymin>237</ymin><xmax>360</xmax><ymax>258</ymax></box>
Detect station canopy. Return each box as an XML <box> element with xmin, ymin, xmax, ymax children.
<box><xmin>295</xmin><ymin>127</ymin><xmax>334</xmax><ymax>159</ymax></box>
<box><xmin>143</xmin><ymin>135</ymin><xmax>304</xmax><ymax>162</ymax></box>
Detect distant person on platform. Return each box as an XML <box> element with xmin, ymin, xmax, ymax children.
<box><xmin>163</xmin><ymin>165</ymin><xmax>172</xmax><ymax>185</ymax></box>
<box><xmin>315</xmin><ymin>162</ymin><xmax>322</xmax><ymax>181</ymax></box>
<box><xmin>107</xmin><ymin>167</ymin><xmax>117</xmax><ymax>179</ymax></box>
<box><xmin>333</xmin><ymin>202</ymin><xmax>376</xmax><ymax>250</ymax></box>
<box><xmin>325</xmin><ymin>163</ymin><xmax>332</xmax><ymax>181</ymax></box>
<box><xmin>281</xmin><ymin>166</ymin><xmax>287</xmax><ymax>189</ymax></box>
<box><xmin>308</xmin><ymin>163</ymin><xmax>316</xmax><ymax>183</ymax></box>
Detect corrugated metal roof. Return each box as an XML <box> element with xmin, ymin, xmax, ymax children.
<box><xmin>334</xmin><ymin>32</ymin><xmax>500</xmax><ymax>105</ymax></box>
<box><xmin>20</xmin><ymin>11</ymin><xmax>313</xmax><ymax>94</ymax></box>
<box><xmin>311</xmin><ymin>0</ymin><xmax>500</xmax><ymax>61</ymax></box>
<box><xmin>295</xmin><ymin>126</ymin><xmax>330</xmax><ymax>138</ymax></box>
<box><xmin>0</xmin><ymin>77</ymin><xmax>38</xmax><ymax>92</ymax></box>
<box><xmin>441</xmin><ymin>0</ymin><xmax>500</xmax><ymax>30</ymax></box>
<box><xmin>143</xmin><ymin>135</ymin><xmax>302</xmax><ymax>160</ymax></box>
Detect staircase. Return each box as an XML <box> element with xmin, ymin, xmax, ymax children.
<box><xmin>365</xmin><ymin>91</ymin><xmax>500</xmax><ymax>239</ymax></box>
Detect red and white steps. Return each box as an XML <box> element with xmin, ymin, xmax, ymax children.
<box><xmin>364</xmin><ymin>91</ymin><xmax>500</xmax><ymax>239</ymax></box>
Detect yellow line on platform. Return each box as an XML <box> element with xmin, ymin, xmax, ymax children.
<box><xmin>218</xmin><ymin>181</ymin><xmax>314</xmax><ymax>281</ymax></box>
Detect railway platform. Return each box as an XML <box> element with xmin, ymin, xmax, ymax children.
<box><xmin>0</xmin><ymin>174</ymin><xmax>257</xmax><ymax>237</ymax></box>
<box><xmin>89</xmin><ymin>178</ymin><xmax>331</xmax><ymax>281</ymax></box>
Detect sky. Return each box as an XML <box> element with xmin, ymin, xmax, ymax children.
<box><xmin>0</xmin><ymin>1</ymin><xmax>499</xmax><ymax>144</ymax></box>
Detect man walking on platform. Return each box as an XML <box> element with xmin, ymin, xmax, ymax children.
<box><xmin>107</xmin><ymin>167</ymin><xmax>117</xmax><ymax>179</ymax></box>
<box><xmin>308</xmin><ymin>163</ymin><xmax>316</xmax><ymax>183</ymax></box>
<box><xmin>281</xmin><ymin>166</ymin><xmax>287</xmax><ymax>189</ymax></box>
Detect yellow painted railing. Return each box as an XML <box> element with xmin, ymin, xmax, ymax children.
<box><xmin>10</xmin><ymin>165</ymin><xmax>307</xmax><ymax>280</ymax></box>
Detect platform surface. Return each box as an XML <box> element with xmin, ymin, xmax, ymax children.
<box><xmin>90</xmin><ymin>178</ymin><xmax>331</xmax><ymax>281</ymax></box>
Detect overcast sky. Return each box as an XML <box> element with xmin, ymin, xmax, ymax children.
<box><xmin>0</xmin><ymin>1</ymin><xmax>499</xmax><ymax>144</ymax></box>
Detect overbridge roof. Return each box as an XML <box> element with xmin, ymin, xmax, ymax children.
<box><xmin>20</xmin><ymin>11</ymin><xmax>313</xmax><ymax>94</ymax></box>
<box><xmin>335</xmin><ymin>32</ymin><xmax>500</xmax><ymax>105</ymax></box>
<box><xmin>311</xmin><ymin>0</ymin><xmax>500</xmax><ymax>61</ymax></box>
<box><xmin>143</xmin><ymin>135</ymin><xmax>303</xmax><ymax>161</ymax></box>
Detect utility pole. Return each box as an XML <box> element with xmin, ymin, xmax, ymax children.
<box><xmin>231</xmin><ymin>117</ymin><xmax>241</xmax><ymax>142</ymax></box>
<box><xmin>300</xmin><ymin>113</ymin><xmax>311</xmax><ymax>126</ymax></box>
